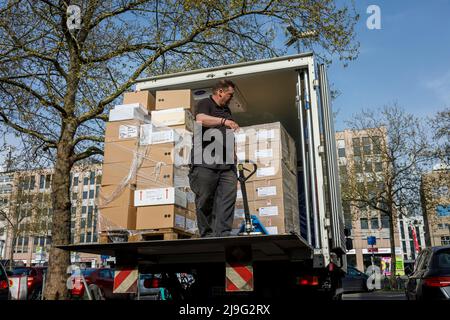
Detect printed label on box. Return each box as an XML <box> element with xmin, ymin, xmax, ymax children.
<box><xmin>255</xmin><ymin>149</ymin><xmax>273</xmax><ymax>159</ymax></box>
<box><xmin>265</xmin><ymin>226</ymin><xmax>278</xmax><ymax>235</ymax></box>
<box><xmin>186</xmin><ymin>218</ymin><xmax>197</xmax><ymax>231</ymax></box>
<box><xmin>119</xmin><ymin>124</ymin><xmax>138</xmax><ymax>139</ymax></box>
<box><xmin>257</xmin><ymin>167</ymin><xmax>276</xmax><ymax>177</ymax></box>
<box><xmin>151</xmin><ymin>130</ymin><xmax>176</xmax><ymax>144</ymax></box>
<box><xmin>257</xmin><ymin>186</ymin><xmax>277</xmax><ymax>197</ymax></box>
<box><xmin>258</xmin><ymin>205</ymin><xmax>279</xmax><ymax>216</ymax></box>
<box><xmin>175</xmin><ymin>214</ymin><xmax>185</xmax><ymax>229</ymax></box>
<box><xmin>134</xmin><ymin>188</ymin><xmax>187</xmax><ymax>207</ymax></box>
<box><xmin>257</xmin><ymin>129</ymin><xmax>275</xmax><ymax>141</ymax></box>
<box><xmin>234</xmin><ymin>208</ymin><xmax>245</xmax><ymax>218</ymax></box>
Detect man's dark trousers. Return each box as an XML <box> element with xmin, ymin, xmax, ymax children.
<box><xmin>189</xmin><ymin>166</ymin><xmax>237</xmax><ymax>237</ymax></box>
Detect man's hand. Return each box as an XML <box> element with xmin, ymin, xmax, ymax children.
<box><xmin>225</xmin><ymin>119</ymin><xmax>239</xmax><ymax>131</ymax></box>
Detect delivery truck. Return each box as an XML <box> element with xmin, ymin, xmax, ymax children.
<box><xmin>59</xmin><ymin>52</ymin><xmax>350</xmax><ymax>300</ymax></box>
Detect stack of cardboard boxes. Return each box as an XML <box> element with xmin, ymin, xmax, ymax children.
<box><xmin>99</xmin><ymin>91</ymin><xmax>299</xmax><ymax>238</ymax></box>
<box><xmin>99</xmin><ymin>90</ymin><xmax>199</xmax><ymax>235</ymax></box>
<box><xmin>99</xmin><ymin>91</ymin><xmax>154</xmax><ymax>231</ymax></box>
<box><xmin>232</xmin><ymin>122</ymin><xmax>299</xmax><ymax>235</ymax></box>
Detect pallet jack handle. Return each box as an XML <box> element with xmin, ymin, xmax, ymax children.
<box><xmin>237</xmin><ymin>161</ymin><xmax>258</xmax><ymax>234</ymax></box>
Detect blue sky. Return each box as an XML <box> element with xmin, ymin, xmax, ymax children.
<box><xmin>321</xmin><ymin>0</ymin><xmax>450</xmax><ymax>130</ymax></box>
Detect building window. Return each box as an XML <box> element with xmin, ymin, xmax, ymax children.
<box><xmin>338</xmin><ymin>148</ymin><xmax>346</xmax><ymax>158</ymax></box>
<box><xmin>96</xmin><ymin>175</ymin><xmax>102</xmax><ymax>185</ymax></box>
<box><xmin>364</xmin><ymin>162</ymin><xmax>372</xmax><ymax>172</ymax></box>
<box><xmin>95</xmin><ymin>186</ymin><xmax>100</xmax><ymax>198</ymax></box>
<box><xmin>87</xmin><ymin>232</ymin><xmax>92</xmax><ymax>243</ymax></box>
<box><xmin>30</xmin><ymin>176</ymin><xmax>36</xmax><ymax>190</ymax></box>
<box><xmin>45</xmin><ymin>175</ymin><xmax>51</xmax><ymax>189</ymax></box>
<box><xmin>83</xmin><ymin>177</ymin><xmax>89</xmax><ymax>186</ymax></box>
<box><xmin>374</xmin><ymin>162</ymin><xmax>383</xmax><ymax>172</ymax></box>
<box><xmin>72</xmin><ymin>192</ymin><xmax>78</xmax><ymax>200</ymax></box>
<box><xmin>380</xmin><ymin>214</ymin><xmax>389</xmax><ymax>229</ymax></box>
<box><xmin>399</xmin><ymin>220</ymin><xmax>405</xmax><ymax>238</ymax></box>
<box><xmin>80</xmin><ymin>219</ymin><xmax>86</xmax><ymax>229</ymax></box>
<box><xmin>89</xmin><ymin>172</ymin><xmax>95</xmax><ymax>185</ymax></box>
<box><xmin>354</xmin><ymin>164</ymin><xmax>363</xmax><ymax>174</ymax></box>
<box><xmin>402</xmin><ymin>241</ymin><xmax>407</xmax><ymax>255</ymax></box>
<box><xmin>81</xmin><ymin>206</ymin><xmax>87</xmax><ymax>214</ymax></box>
<box><xmin>436</xmin><ymin>205</ymin><xmax>450</xmax><ymax>217</ymax></box>
<box><xmin>415</xmin><ymin>226</ymin><xmax>421</xmax><ymax>246</ymax></box>
<box><xmin>89</xmin><ymin>189</ymin><xmax>95</xmax><ymax>199</ymax></box>
<box><xmin>360</xmin><ymin>218</ymin><xmax>368</xmax><ymax>229</ymax></box>
<box><xmin>39</xmin><ymin>175</ymin><xmax>45</xmax><ymax>189</ymax></box>
<box><xmin>362</xmin><ymin>137</ymin><xmax>371</xmax><ymax>154</ymax></box>
<box><xmin>82</xmin><ymin>191</ymin><xmax>88</xmax><ymax>200</ymax></box>
<box><xmin>372</xmin><ymin>136</ymin><xmax>381</xmax><ymax>155</ymax></box>
<box><xmin>410</xmin><ymin>241</ymin><xmax>416</xmax><ymax>259</ymax></box>
<box><xmin>370</xmin><ymin>218</ymin><xmax>379</xmax><ymax>229</ymax></box>
<box><xmin>441</xmin><ymin>236</ymin><xmax>450</xmax><ymax>246</ymax></box>
<box><xmin>93</xmin><ymin>234</ymin><xmax>98</xmax><ymax>243</ymax></box>
<box><xmin>438</xmin><ymin>223</ymin><xmax>449</xmax><ymax>230</ymax></box>
<box><xmin>73</xmin><ymin>176</ymin><xmax>79</xmax><ymax>187</ymax></box>
<box><xmin>80</xmin><ymin>234</ymin><xmax>85</xmax><ymax>243</ymax></box>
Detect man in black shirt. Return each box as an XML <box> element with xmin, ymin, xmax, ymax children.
<box><xmin>189</xmin><ymin>80</ymin><xmax>239</xmax><ymax>237</ymax></box>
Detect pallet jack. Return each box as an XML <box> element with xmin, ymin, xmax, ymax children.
<box><xmin>237</xmin><ymin>161</ymin><xmax>268</xmax><ymax>236</ymax></box>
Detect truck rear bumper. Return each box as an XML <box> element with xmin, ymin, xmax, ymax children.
<box><xmin>57</xmin><ymin>234</ymin><xmax>313</xmax><ymax>266</ymax></box>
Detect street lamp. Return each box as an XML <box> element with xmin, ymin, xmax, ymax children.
<box><xmin>285</xmin><ymin>26</ymin><xmax>319</xmax><ymax>52</ymax></box>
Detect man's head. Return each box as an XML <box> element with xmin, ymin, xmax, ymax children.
<box><xmin>211</xmin><ymin>80</ymin><xmax>235</xmax><ymax>107</ymax></box>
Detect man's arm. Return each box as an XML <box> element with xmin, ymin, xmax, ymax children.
<box><xmin>196</xmin><ymin>113</ymin><xmax>239</xmax><ymax>130</ymax></box>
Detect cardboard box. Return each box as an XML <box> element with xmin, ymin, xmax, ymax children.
<box><xmin>253</xmin><ymin>179</ymin><xmax>285</xmax><ymax>200</ymax></box>
<box><xmin>101</xmin><ymin>162</ymin><xmax>136</xmax><ymax>185</ymax></box>
<box><xmin>155</xmin><ymin>89</ymin><xmax>194</xmax><ymax>110</ymax></box>
<box><xmin>105</xmin><ymin>120</ymin><xmax>142</xmax><ymax>143</ymax></box>
<box><xmin>140</xmin><ymin>124</ymin><xmax>181</xmax><ymax>145</ymax></box>
<box><xmin>123</xmin><ymin>91</ymin><xmax>155</xmax><ymax>111</ymax></box>
<box><xmin>186</xmin><ymin>190</ymin><xmax>196</xmax><ymax>213</ymax></box>
<box><xmin>98</xmin><ymin>185</ymin><xmax>136</xmax><ymax>230</ymax></box>
<box><xmin>253</xmin><ymin>198</ymin><xmax>284</xmax><ymax>218</ymax></box>
<box><xmin>235</xmin><ymin>122</ymin><xmax>297</xmax><ymax>174</ymax></box>
<box><xmin>235</xmin><ymin>143</ymin><xmax>281</xmax><ymax>162</ymax></box>
<box><xmin>109</xmin><ymin>103</ymin><xmax>148</xmax><ymax>122</ymax></box>
<box><xmin>103</xmin><ymin>140</ymin><xmax>139</xmax><ymax>164</ymax></box>
<box><xmin>185</xmin><ymin>210</ymin><xmax>198</xmax><ymax>235</ymax></box>
<box><xmin>151</xmin><ymin>108</ymin><xmax>195</xmax><ymax>132</ymax></box>
<box><xmin>136</xmin><ymin>205</ymin><xmax>186</xmax><ymax>230</ymax></box>
<box><xmin>236</xmin><ymin>181</ymin><xmax>255</xmax><ymax>202</ymax></box>
<box><xmin>134</xmin><ymin>187</ymin><xmax>187</xmax><ymax>207</ymax></box>
<box><xmin>140</xmin><ymin>142</ymin><xmax>192</xmax><ymax>167</ymax></box>
<box><xmin>136</xmin><ymin>165</ymin><xmax>190</xmax><ymax>189</ymax></box>
<box><xmin>233</xmin><ymin>201</ymin><xmax>256</xmax><ymax>220</ymax></box>
<box><xmin>247</xmin><ymin>160</ymin><xmax>283</xmax><ymax>182</ymax></box>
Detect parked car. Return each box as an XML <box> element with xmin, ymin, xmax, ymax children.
<box><xmin>10</xmin><ymin>267</ymin><xmax>47</xmax><ymax>300</ymax></box>
<box><xmin>69</xmin><ymin>267</ymin><xmax>133</xmax><ymax>300</ymax></box>
<box><xmin>0</xmin><ymin>263</ymin><xmax>11</xmax><ymax>300</ymax></box>
<box><xmin>406</xmin><ymin>246</ymin><xmax>450</xmax><ymax>300</ymax></box>
<box><xmin>342</xmin><ymin>266</ymin><xmax>370</xmax><ymax>293</ymax></box>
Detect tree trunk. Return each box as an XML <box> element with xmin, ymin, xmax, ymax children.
<box><xmin>8</xmin><ymin>234</ymin><xmax>17</xmax><ymax>271</ymax></box>
<box><xmin>387</xmin><ymin>204</ymin><xmax>397</xmax><ymax>289</ymax></box>
<box><xmin>43</xmin><ymin>128</ymin><xmax>75</xmax><ymax>300</ymax></box>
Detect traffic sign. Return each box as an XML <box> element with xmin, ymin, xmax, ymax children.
<box><xmin>368</xmin><ymin>247</ymin><xmax>378</xmax><ymax>253</ymax></box>
<box><xmin>367</xmin><ymin>236</ymin><xmax>376</xmax><ymax>246</ymax></box>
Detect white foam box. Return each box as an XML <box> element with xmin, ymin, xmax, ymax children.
<box><xmin>109</xmin><ymin>103</ymin><xmax>149</xmax><ymax>122</ymax></box>
<box><xmin>134</xmin><ymin>187</ymin><xmax>187</xmax><ymax>208</ymax></box>
<box><xmin>150</xmin><ymin>108</ymin><xmax>194</xmax><ymax>132</ymax></box>
<box><xmin>139</xmin><ymin>124</ymin><xmax>181</xmax><ymax>145</ymax></box>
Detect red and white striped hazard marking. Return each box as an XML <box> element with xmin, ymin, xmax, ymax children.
<box><xmin>225</xmin><ymin>262</ymin><xmax>254</xmax><ymax>292</ymax></box>
<box><xmin>113</xmin><ymin>268</ymin><xmax>138</xmax><ymax>294</ymax></box>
